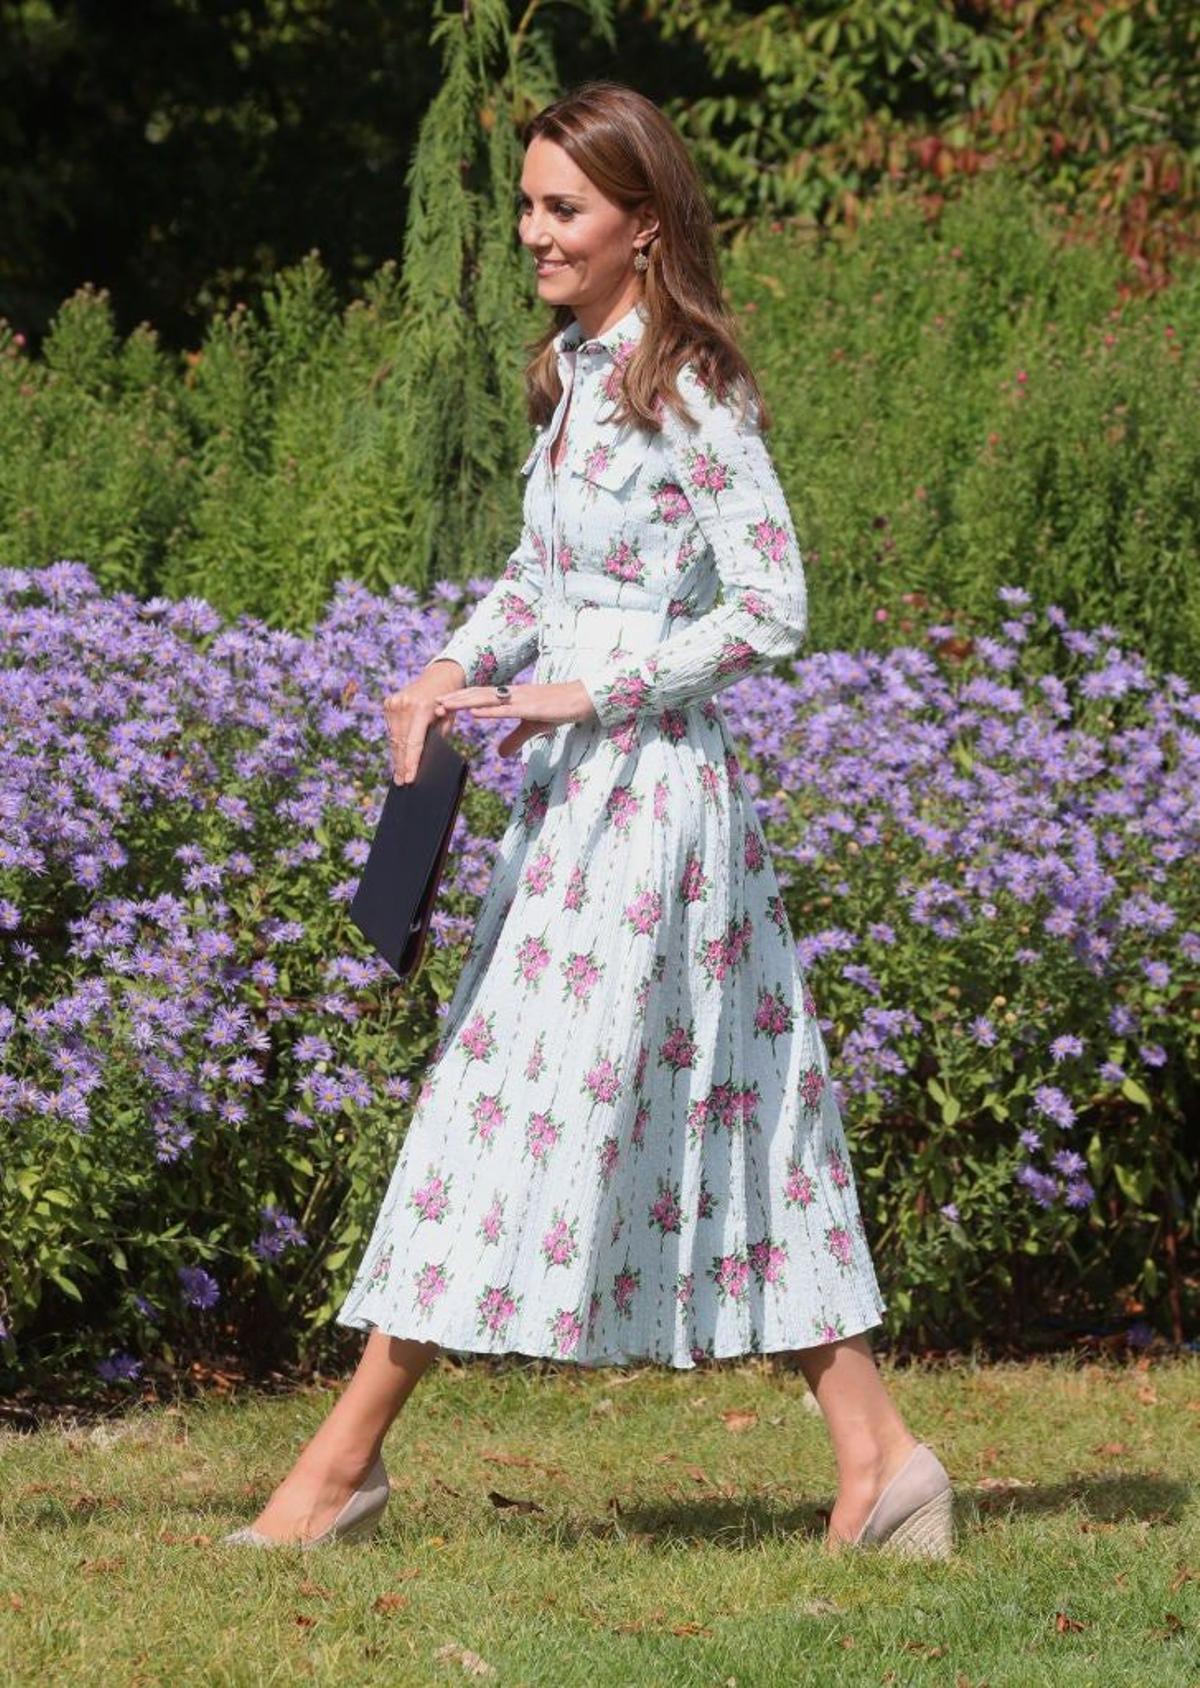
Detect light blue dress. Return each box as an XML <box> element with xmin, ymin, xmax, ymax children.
<box><xmin>336</xmin><ymin>300</ymin><xmax>887</xmax><ymax>1365</ymax></box>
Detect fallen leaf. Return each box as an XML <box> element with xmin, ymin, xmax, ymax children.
<box><xmin>79</xmin><ymin>1557</ymin><xmax>124</xmax><ymax>1573</ymax></box>
<box><xmin>373</xmin><ymin>1592</ymin><xmax>409</xmax><ymax>1613</ymax></box>
<box><xmin>1092</xmin><ymin>1441</ymin><xmax>1130</xmax><ymax>1457</ymax></box>
<box><xmin>432</xmin><ymin>1642</ymin><xmax>496</xmax><ymax>1677</ymax></box>
<box><xmin>297</xmin><ymin>1581</ymin><xmax>332</xmax><ymax>1599</ymax></box>
<box><xmin>721</xmin><ymin>1409</ymin><xmax>758</xmax><ymax>1433</ymax></box>
<box><xmin>902</xmin><ymin>1642</ymin><xmax>947</xmax><ymax>1657</ymax></box>
<box><xmin>1168</xmin><ymin>1566</ymin><xmax>1197</xmax><ymax>1593</ymax></box>
<box><xmin>1054</xmin><ymin>1612</ymin><xmax>1088</xmax><ymax>1633</ymax></box>
<box><xmin>293</xmin><ymin>1614</ymin><xmax>316</xmax><ymax>1629</ymax></box>
<box><xmin>1136</xmin><ymin>1386</ymin><xmax>1159</xmax><ymax>1406</ymax></box>
<box><xmin>591</xmin><ymin>1398</ymin><xmax>614</xmax><ymax>1417</ymax></box>
<box><xmin>486</xmin><ymin>1489</ymin><xmax>544</xmax><ymax>1514</ymax></box>
<box><xmin>670</xmin><ymin>1621</ymin><xmax>714</xmax><ymax>1637</ymax></box>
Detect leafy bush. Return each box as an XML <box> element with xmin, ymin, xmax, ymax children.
<box><xmin>1</xmin><ymin>562</ymin><xmax>1195</xmax><ymax>1389</ymax></box>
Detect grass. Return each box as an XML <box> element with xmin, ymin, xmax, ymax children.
<box><xmin>1</xmin><ymin>1351</ymin><xmax>1197</xmax><ymax>1686</ymax></box>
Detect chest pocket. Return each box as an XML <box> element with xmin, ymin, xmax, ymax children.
<box><xmin>569</xmin><ymin>427</ymin><xmax>647</xmax><ymax>498</ymax></box>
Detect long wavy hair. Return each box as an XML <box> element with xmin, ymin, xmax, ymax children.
<box><xmin>519</xmin><ymin>81</ymin><xmax>771</xmax><ymax>436</ymax></box>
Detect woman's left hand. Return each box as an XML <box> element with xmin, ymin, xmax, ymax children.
<box><xmin>433</xmin><ymin>680</ymin><xmax>599</xmax><ymax>758</ymax></box>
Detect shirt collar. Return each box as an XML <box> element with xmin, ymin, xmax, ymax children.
<box><xmin>554</xmin><ymin>298</ymin><xmax>649</xmax><ymax>360</ymax></box>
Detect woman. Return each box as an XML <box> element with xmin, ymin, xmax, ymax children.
<box><xmin>224</xmin><ymin>81</ymin><xmax>954</xmax><ymax>1559</ymax></box>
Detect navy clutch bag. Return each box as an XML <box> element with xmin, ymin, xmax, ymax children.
<box><xmin>349</xmin><ymin>725</ymin><xmax>471</xmax><ymax>982</ymax></box>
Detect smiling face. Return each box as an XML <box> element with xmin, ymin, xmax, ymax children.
<box><xmin>517</xmin><ymin>135</ymin><xmax>657</xmax><ymax>335</ymax></box>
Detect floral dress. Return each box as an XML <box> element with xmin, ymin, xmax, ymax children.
<box><xmin>335</xmin><ymin>299</ymin><xmax>887</xmax><ymax>1366</ymax></box>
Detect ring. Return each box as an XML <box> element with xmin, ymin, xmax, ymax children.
<box><xmin>494</xmin><ymin>685</ymin><xmax>511</xmax><ymax>700</ymax></box>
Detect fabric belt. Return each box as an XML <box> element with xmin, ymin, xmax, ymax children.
<box><xmin>537</xmin><ymin>580</ymin><xmax>674</xmax><ymax>658</ymax></box>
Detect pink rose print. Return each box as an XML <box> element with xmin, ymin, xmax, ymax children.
<box><xmin>563</xmin><ymin>863</ymin><xmax>588</xmax><ymax>912</ymax></box>
<box><xmin>696</xmin><ymin>913</ymin><xmax>754</xmax><ymax>985</ymax></box>
<box><xmin>710</xmin><ymin>1250</ymin><xmax>751</xmax><ymax>1304</ymax></box>
<box><xmin>582</xmin><ymin>442</ymin><xmax>615</xmax><ymax>485</ymax></box>
<box><xmin>623</xmin><ymin>887</ymin><xmax>663</xmax><ymax>937</ymax></box>
<box><xmin>748</xmin><ymin>516</ymin><xmax>791</xmax><ymax>566</ymax></box>
<box><xmin>679</xmin><ymin>851</ymin><xmax>711</xmax><ymax>905</ymax></box>
<box><xmin>748</xmin><ymin>1236</ymin><xmax>788</xmax><ymax>1287</ymax></box>
<box><xmin>802</xmin><ymin>984</ymin><xmax>818</xmax><ymax>1018</ymax></box>
<box><xmin>478</xmin><ymin>1194</ymin><xmax>507</xmax><ymax>1246</ymax></box>
<box><xmin>607</xmin><ymin>715</ymin><xmax>641</xmax><ymax>755</ymax></box>
<box><xmin>368</xmin><ymin>1244</ymin><xmax>393</xmax><ymax>1286</ymax></box>
<box><xmin>648</xmin><ymin>1177</ymin><xmax>683</xmax><ymax>1236</ymax></box>
<box><xmin>649</xmin><ymin>477</ymin><xmax>691</xmax><ymax>525</ymax></box>
<box><xmin>653</xmin><ymin>775</ymin><xmax>670</xmax><ymax>816</ymax></box>
<box><xmin>597</xmin><ymin>1133</ymin><xmax>621</xmax><ymax>1186</ymax></box>
<box><xmin>600</xmin><ymin>337</ymin><xmax>637</xmax><ymax>401</ymax></box>
<box><xmin>696</xmin><ymin>1176</ymin><xmax>718</xmax><ymax>1221</ymax></box>
<box><xmin>690</xmin><ymin>1339</ymin><xmax>715</xmax><ymax>1365</ymax></box>
<box><xmin>565</xmin><ymin>765</ymin><xmax>584</xmax><ymax>800</ymax></box>
<box><xmin>714</xmin><ymin>636</ymin><xmax>757</xmax><ymax>680</ymax></box>
<box><xmin>699</xmin><ymin>762</ymin><xmax>723</xmax><ymax>803</ymax></box>
<box><xmin>518</xmin><ymin>777</ymin><xmax>551</xmax><ymax>833</ymax></box>
<box><xmin>548</xmin><ymin>1308</ymin><xmax>583</xmax><ymax>1356</ymax></box>
<box><xmin>767</xmin><ymin>893</ymin><xmax>790</xmax><ymax>936</ymax></box>
<box><xmin>596</xmin><ymin>670</ymin><xmax>650</xmax><ymax>719</ymax></box>
<box><xmin>525</xmin><ymin>1109</ymin><xmax>562</xmax><ymax>1164</ymax></box>
<box><xmin>609</xmin><ymin>1202</ymin><xmax>624</xmax><ymax>1246</ymax></box>
<box><xmin>827</xmin><ymin>1147</ymin><xmax>851</xmax><ymax>1190</ymax></box>
<box><xmin>459</xmin><ymin>1011</ymin><xmax>497</xmax><ymax>1064</ymax></box>
<box><xmin>723</xmin><ymin>749</ymin><xmax>742</xmax><ymax>790</ymax></box>
<box><xmin>812</xmin><ymin>1313</ymin><xmax>847</xmax><ymax>1344</ymax></box>
<box><xmin>687</xmin><ymin>1080</ymin><xmax>761</xmax><ymax>1144</ymax></box>
<box><xmin>583</xmin><ymin>1055</ymin><xmax>622</xmax><ymax>1107</ymax></box>
<box><xmin>744</xmin><ymin>828</ymin><xmax>766</xmax><ymax>873</ymax></box>
<box><xmin>612</xmin><ymin>1265</ymin><xmax>641</xmax><ymax>1317</ymax></box>
<box><xmin>523</xmin><ymin>847</ymin><xmax>556</xmax><ymax>896</ymax></box>
<box><xmin>631</xmin><ymin>1098</ymin><xmax>650</xmax><ymax>1148</ymax></box>
<box><xmin>601</xmin><ymin>539</ymin><xmax>646</xmax><ymax>585</ymax></box>
<box><xmin>604</xmin><ymin>783</ymin><xmax>642</xmax><ymax>834</ymax></box>
<box><xmin>783</xmin><ymin>1157</ymin><xmax>816</xmax><ymax>1209</ymax></box>
<box><xmin>685</xmin><ymin>446</ymin><xmax>733</xmax><ymax>495</ymax></box>
<box><xmin>753</xmin><ymin>985</ymin><xmax>795</xmax><ymax>1051</ymax></box>
<box><xmin>825</xmin><ymin>1224</ymin><xmax>854</xmax><ymax>1269</ymax></box>
<box><xmin>468</xmin><ymin>1092</ymin><xmax>506</xmax><ymax>1149</ymax></box>
<box><xmin>540</xmin><ymin>1210</ymin><xmax>580</xmax><ymax>1269</ymax></box>
<box><xmin>525</xmin><ymin>1033</ymin><xmax>547</xmax><ymax>1082</ymax></box>
<box><xmin>514</xmin><ymin>932</ymin><xmax>552</xmax><ymax>987</ymax></box>
<box><xmin>558</xmin><ymin>538</ymin><xmax>576</xmax><ymax>574</ymax></box>
<box><xmin>658</xmin><ymin>709</ymin><xmax>688</xmax><ymax>745</ymax></box>
<box><xmin>409</xmin><ymin>1166</ymin><xmax>452</xmax><ymax>1223</ymax></box>
<box><xmin>659</xmin><ymin>1017</ymin><xmax>699</xmax><ymax>1079</ymax></box>
<box><xmin>675</xmin><ymin>1270</ymin><xmax>695</xmax><ymax>1305</ymax></box>
<box><xmin>475</xmin><ymin>1282</ymin><xmax>521</xmax><ymax>1337</ymax></box>
<box><xmin>561</xmin><ymin>949</ymin><xmax>604</xmax><ymax>1005</ymax></box>
<box><xmin>799</xmin><ymin>1064</ymin><xmax>827</xmax><ymax>1110</ymax></box>
<box><xmin>414</xmin><ymin>1260</ymin><xmax>451</xmax><ymax>1312</ymax></box>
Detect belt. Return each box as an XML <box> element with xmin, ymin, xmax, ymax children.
<box><xmin>537</xmin><ymin>578</ymin><xmax>673</xmax><ymax>657</ymax></box>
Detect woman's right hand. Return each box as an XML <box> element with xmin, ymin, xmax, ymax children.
<box><xmin>383</xmin><ymin>659</ymin><xmax>466</xmax><ymax>785</ymax></box>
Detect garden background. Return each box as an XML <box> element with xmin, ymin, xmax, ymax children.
<box><xmin>1</xmin><ymin>0</ymin><xmax>1198</xmax><ymax>1399</ymax></box>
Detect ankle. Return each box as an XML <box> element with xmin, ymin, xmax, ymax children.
<box><xmin>837</xmin><ymin>1429</ymin><xmax>919</xmax><ymax>1489</ymax></box>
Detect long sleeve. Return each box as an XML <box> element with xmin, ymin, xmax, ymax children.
<box><xmin>575</xmin><ymin>363</ymin><xmax>808</xmax><ymax>727</ymax></box>
<box><xmin>423</xmin><ymin>519</ymin><xmax>545</xmax><ymax>688</ymax></box>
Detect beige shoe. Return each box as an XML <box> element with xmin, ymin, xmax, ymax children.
<box><xmin>221</xmin><ymin>1452</ymin><xmax>390</xmax><ymax>1549</ymax></box>
<box><xmin>836</xmin><ymin>1442</ymin><xmax>955</xmax><ymax>1559</ymax></box>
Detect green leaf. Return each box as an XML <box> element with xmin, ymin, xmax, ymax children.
<box><xmin>47</xmin><ymin>1270</ymin><xmax>83</xmax><ymax>1303</ymax></box>
<box><xmin>1121</xmin><ymin>1077</ymin><xmax>1152</xmax><ymax>1110</ymax></box>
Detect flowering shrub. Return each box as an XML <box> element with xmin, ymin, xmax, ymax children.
<box><xmin>0</xmin><ymin>563</ymin><xmax>1196</xmax><ymax>1388</ymax></box>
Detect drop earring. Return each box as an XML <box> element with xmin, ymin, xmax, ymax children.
<box><xmin>633</xmin><ymin>246</ymin><xmax>649</xmax><ymax>273</ymax></box>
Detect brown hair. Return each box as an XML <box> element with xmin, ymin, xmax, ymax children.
<box><xmin>519</xmin><ymin>81</ymin><xmax>771</xmax><ymax>436</ymax></box>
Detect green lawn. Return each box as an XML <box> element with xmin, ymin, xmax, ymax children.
<box><xmin>1</xmin><ymin>1353</ymin><xmax>1197</xmax><ymax>1685</ymax></box>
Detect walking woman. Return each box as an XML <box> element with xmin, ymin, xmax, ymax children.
<box><xmin>224</xmin><ymin>81</ymin><xmax>954</xmax><ymax>1558</ymax></box>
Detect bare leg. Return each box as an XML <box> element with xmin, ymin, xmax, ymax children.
<box><xmin>244</xmin><ymin>1331</ymin><xmax>440</xmax><ymax>1544</ymax></box>
<box><xmin>779</xmin><ymin>1331</ymin><xmax>920</xmax><ymax>1549</ymax></box>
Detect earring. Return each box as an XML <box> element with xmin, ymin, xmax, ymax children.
<box><xmin>633</xmin><ymin>246</ymin><xmax>649</xmax><ymax>273</ymax></box>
